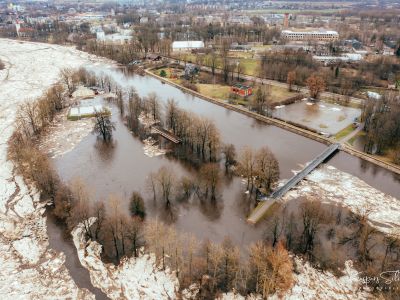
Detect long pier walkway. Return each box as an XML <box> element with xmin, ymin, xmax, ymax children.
<box><xmin>248</xmin><ymin>143</ymin><xmax>341</xmax><ymax>224</ymax></box>
<box><xmin>151</xmin><ymin>126</ymin><xmax>181</xmax><ymax>144</ymax></box>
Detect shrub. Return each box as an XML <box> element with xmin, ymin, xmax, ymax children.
<box><xmin>181</xmin><ymin>81</ymin><xmax>198</xmax><ymax>92</ymax></box>
<box><xmin>160</xmin><ymin>69</ymin><xmax>167</xmax><ymax>77</ymax></box>
<box><xmin>129</xmin><ymin>191</ymin><xmax>146</xmax><ymax>219</ymax></box>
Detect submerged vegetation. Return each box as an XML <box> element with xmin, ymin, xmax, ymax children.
<box><xmin>7</xmin><ymin>65</ymin><xmax>400</xmax><ymax>299</ymax></box>
<box><xmin>7</xmin><ymin>67</ymin><xmax>291</xmax><ymax>298</ymax></box>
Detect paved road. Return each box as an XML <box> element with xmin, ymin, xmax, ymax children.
<box><xmin>162</xmin><ymin>56</ymin><xmax>365</xmax><ymax>106</ymax></box>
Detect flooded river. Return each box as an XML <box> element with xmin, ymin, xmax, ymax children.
<box><xmin>48</xmin><ymin>67</ymin><xmax>399</xmax><ymax>297</ymax></box>
<box><xmin>53</xmin><ymin>66</ymin><xmax>400</xmax><ymax>243</ymax></box>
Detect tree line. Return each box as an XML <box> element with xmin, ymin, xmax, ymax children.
<box><xmin>264</xmin><ymin>196</ymin><xmax>400</xmax><ymax>298</ymax></box>
<box><xmin>67</xmin><ymin>179</ymin><xmax>294</xmax><ymax>299</ymax></box>
<box><xmin>361</xmin><ymin>92</ymin><xmax>400</xmax><ymax>164</ymax></box>
<box><xmin>7</xmin><ymin>66</ymin><xmax>290</xmax><ymax>299</ymax></box>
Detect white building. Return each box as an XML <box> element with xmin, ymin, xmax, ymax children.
<box><xmin>140</xmin><ymin>17</ymin><xmax>149</xmax><ymax>24</ymax></box>
<box><xmin>313</xmin><ymin>53</ymin><xmax>363</xmax><ymax>63</ymax></box>
<box><xmin>282</xmin><ymin>29</ymin><xmax>339</xmax><ymax>41</ymax></box>
<box><xmin>172</xmin><ymin>41</ymin><xmax>204</xmax><ymax>52</ymax></box>
<box><xmin>96</xmin><ymin>30</ymin><xmax>132</xmax><ymax>45</ymax></box>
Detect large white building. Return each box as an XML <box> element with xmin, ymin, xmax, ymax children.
<box><xmin>282</xmin><ymin>29</ymin><xmax>339</xmax><ymax>42</ymax></box>
<box><xmin>172</xmin><ymin>41</ymin><xmax>204</xmax><ymax>52</ymax></box>
<box><xmin>96</xmin><ymin>29</ymin><xmax>132</xmax><ymax>45</ymax></box>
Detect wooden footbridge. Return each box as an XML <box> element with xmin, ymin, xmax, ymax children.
<box><xmin>247</xmin><ymin>143</ymin><xmax>341</xmax><ymax>224</ymax></box>
<box><xmin>151</xmin><ymin>126</ymin><xmax>181</xmax><ymax>144</ymax></box>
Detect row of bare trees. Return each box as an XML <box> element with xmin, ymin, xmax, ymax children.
<box><xmin>51</xmin><ymin>173</ymin><xmax>294</xmax><ymax>298</ymax></box>
<box><xmin>7</xmin><ymin>69</ymin><xmax>95</xmax><ymax>204</ymax></box>
<box><xmin>145</xmin><ymin>220</ymin><xmax>293</xmax><ymax>298</ymax></box>
<box><xmin>236</xmin><ymin>146</ymin><xmax>280</xmax><ymax>196</ymax></box>
<box><xmin>15</xmin><ymin>82</ymin><xmax>67</xmax><ymax>138</ymax></box>
<box><xmin>65</xmin><ymin>183</ymin><xmax>294</xmax><ymax>298</ymax></box>
<box><xmin>265</xmin><ymin>197</ymin><xmax>400</xmax><ymax>298</ymax></box>
<box><xmin>119</xmin><ymin>88</ymin><xmax>222</xmax><ymax>164</ymax></box>
<box><xmin>165</xmin><ymin>99</ymin><xmax>220</xmax><ymax>163</ymax></box>
<box><xmin>361</xmin><ymin>92</ymin><xmax>400</xmax><ymax>162</ymax></box>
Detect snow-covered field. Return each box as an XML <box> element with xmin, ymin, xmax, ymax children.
<box><xmin>275</xmin><ymin>258</ymin><xmax>372</xmax><ymax>300</ymax></box>
<box><xmin>38</xmin><ymin>109</ymin><xmax>94</xmax><ymax>158</ymax></box>
<box><xmin>0</xmin><ymin>39</ymin><xmax>111</xmax><ymax>299</ymax></box>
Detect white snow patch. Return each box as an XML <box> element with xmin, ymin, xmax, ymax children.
<box><xmin>39</xmin><ymin>108</ymin><xmax>94</xmax><ymax>158</ymax></box>
<box><xmin>0</xmin><ymin>38</ymin><xmax>113</xmax><ymax>299</ymax></box>
<box><xmin>72</xmin><ymin>218</ymin><xmax>180</xmax><ymax>300</ymax></box>
<box><xmin>285</xmin><ymin>164</ymin><xmax>400</xmax><ymax>233</ymax></box>
<box><xmin>72</xmin><ymin>85</ymin><xmax>95</xmax><ymax>98</ymax></box>
<box><xmin>12</xmin><ymin>237</ymin><xmax>41</xmax><ymax>264</ymax></box>
<box><xmin>271</xmin><ymin>258</ymin><xmax>372</xmax><ymax>300</ymax></box>
<box><xmin>143</xmin><ymin>137</ymin><xmax>167</xmax><ymax>157</ymax></box>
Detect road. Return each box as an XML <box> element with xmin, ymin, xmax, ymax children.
<box><xmin>161</xmin><ymin>56</ymin><xmax>365</xmax><ymax>106</ymax></box>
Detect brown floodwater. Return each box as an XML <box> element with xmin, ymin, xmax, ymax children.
<box><xmin>49</xmin><ymin>66</ymin><xmax>400</xmax><ymax>297</ymax></box>
<box><xmin>46</xmin><ymin>213</ymin><xmax>109</xmax><ymax>300</ymax></box>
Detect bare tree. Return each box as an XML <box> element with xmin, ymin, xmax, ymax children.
<box><xmin>165</xmin><ymin>98</ymin><xmax>179</xmax><ymax>133</ymax></box>
<box><xmin>251</xmin><ymin>87</ymin><xmax>270</xmax><ymax>116</ymax></box>
<box><xmin>237</xmin><ymin>147</ymin><xmax>256</xmax><ymax>192</ymax></box>
<box><xmin>92</xmin><ymin>201</ymin><xmax>106</xmax><ymax>240</ymax></box>
<box><xmin>146</xmin><ymin>92</ymin><xmax>161</xmax><ymax>122</ymax></box>
<box><xmin>287</xmin><ymin>71</ymin><xmax>296</xmax><ymax>92</ymax></box>
<box><xmin>127</xmin><ymin>216</ymin><xmax>144</xmax><ymax>257</ymax></box>
<box><xmin>381</xmin><ymin>230</ymin><xmax>400</xmax><ymax>271</ymax></box>
<box><xmin>156</xmin><ymin>166</ymin><xmax>176</xmax><ymax>207</ymax></box>
<box><xmin>179</xmin><ymin>176</ymin><xmax>195</xmax><ymax>200</ymax></box>
<box><xmin>93</xmin><ymin>108</ymin><xmax>115</xmax><ymax>142</ymax></box>
<box><xmin>222</xmin><ymin>143</ymin><xmax>236</xmax><ymax>172</ymax></box>
<box><xmin>249</xmin><ymin>241</ymin><xmax>293</xmax><ymax>298</ymax></box>
<box><xmin>209</xmin><ymin>50</ymin><xmax>218</xmax><ymax>77</ymax></box>
<box><xmin>199</xmin><ymin>163</ymin><xmax>221</xmax><ymax>201</ymax></box>
<box><xmin>146</xmin><ymin>172</ymin><xmax>158</xmax><ymax>202</ymax></box>
<box><xmin>306</xmin><ymin>75</ymin><xmax>326</xmax><ymax>100</ymax></box>
<box><xmin>300</xmin><ymin>199</ymin><xmax>325</xmax><ymax>256</ymax></box>
<box><xmin>68</xmin><ymin>178</ymin><xmax>93</xmax><ymax>238</ymax></box>
<box><xmin>255</xmin><ymin>147</ymin><xmax>279</xmax><ymax>194</ymax></box>
<box><xmin>60</xmin><ymin>68</ymin><xmax>76</xmax><ymax>95</ymax></box>
<box><xmin>106</xmin><ymin>196</ymin><xmax>123</xmax><ymax>261</ymax></box>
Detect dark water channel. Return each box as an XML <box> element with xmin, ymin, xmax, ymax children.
<box><xmin>48</xmin><ymin>66</ymin><xmax>400</xmax><ymax>297</ymax></box>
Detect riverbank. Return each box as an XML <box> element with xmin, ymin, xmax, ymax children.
<box><xmin>145</xmin><ymin>69</ymin><xmax>400</xmax><ymax>176</ymax></box>
<box><xmin>0</xmin><ymin>38</ymin><xmax>97</xmax><ymax>299</ymax></box>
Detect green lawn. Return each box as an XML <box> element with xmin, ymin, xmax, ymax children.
<box><xmin>334</xmin><ymin>124</ymin><xmax>356</xmax><ymax>140</ymax></box>
<box><xmin>348</xmin><ymin>130</ymin><xmax>365</xmax><ymax>145</ymax></box>
<box><xmin>239</xmin><ymin>58</ymin><xmax>259</xmax><ymax>76</ymax></box>
<box><xmin>196</xmin><ymin>84</ymin><xmax>231</xmax><ymax>100</ymax></box>
<box><xmin>196</xmin><ymin>82</ymin><xmax>297</xmax><ymax>104</ymax></box>
<box><xmin>248</xmin><ymin>85</ymin><xmax>298</xmax><ymax>104</ymax></box>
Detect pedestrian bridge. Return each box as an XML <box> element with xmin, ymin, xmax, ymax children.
<box><xmin>151</xmin><ymin>126</ymin><xmax>181</xmax><ymax>144</ymax></box>
<box><xmin>247</xmin><ymin>143</ymin><xmax>341</xmax><ymax>224</ymax></box>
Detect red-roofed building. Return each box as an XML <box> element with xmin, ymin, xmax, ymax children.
<box><xmin>231</xmin><ymin>84</ymin><xmax>252</xmax><ymax>97</ymax></box>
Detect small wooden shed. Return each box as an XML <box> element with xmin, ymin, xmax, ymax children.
<box><xmin>231</xmin><ymin>84</ymin><xmax>253</xmax><ymax>97</ymax></box>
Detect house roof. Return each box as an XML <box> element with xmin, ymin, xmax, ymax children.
<box><xmin>232</xmin><ymin>83</ymin><xmax>251</xmax><ymax>90</ymax></box>
<box><xmin>172</xmin><ymin>41</ymin><xmax>204</xmax><ymax>49</ymax></box>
